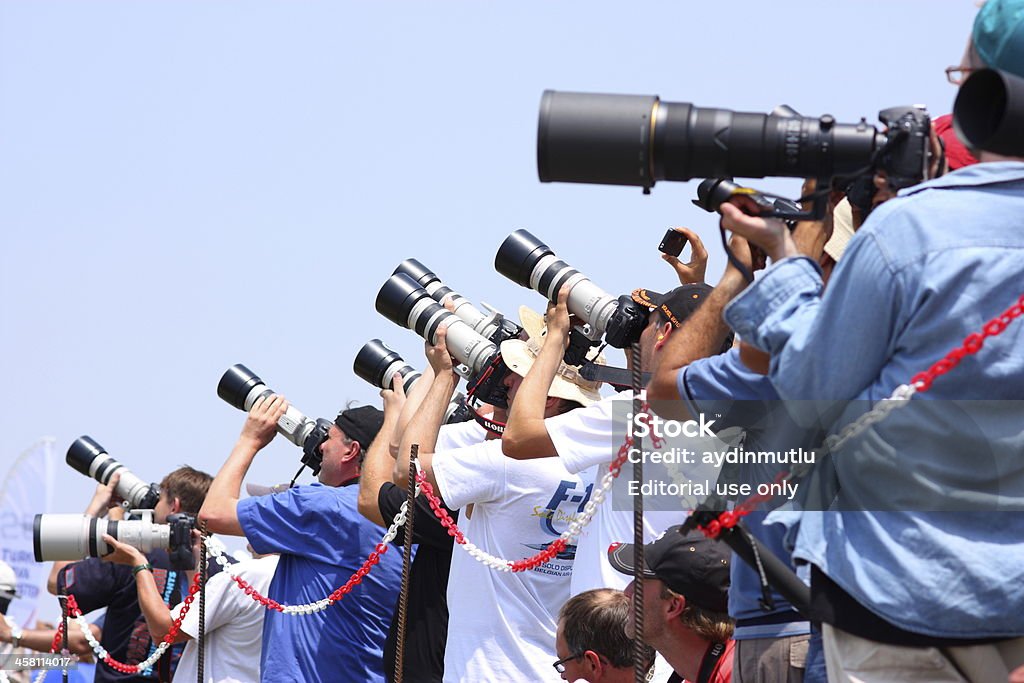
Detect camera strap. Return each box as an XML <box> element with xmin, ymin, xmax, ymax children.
<box><xmin>578</xmin><ymin>362</ymin><xmax>650</xmax><ymax>390</ymax></box>
<box><xmin>471</xmin><ymin>405</ymin><xmax>506</xmax><ymax>436</ymax></box>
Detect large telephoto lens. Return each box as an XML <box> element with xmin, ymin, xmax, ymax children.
<box><xmin>537</xmin><ymin>90</ymin><xmax>881</xmax><ymax>189</ymax></box>
<box><xmin>354</xmin><ymin>340</ymin><xmax>421</xmax><ymax>393</ymax></box>
<box><xmin>495</xmin><ymin>229</ymin><xmax>620</xmax><ymax>341</ymax></box>
<box><xmin>954</xmin><ymin>68</ymin><xmax>1024</xmax><ymax>157</ymax></box>
<box><xmin>33</xmin><ymin>513</ymin><xmax>169</xmax><ymax>562</ymax></box>
<box><xmin>375</xmin><ymin>273</ymin><xmax>500</xmax><ymax>375</ymax></box>
<box><xmin>216</xmin><ymin>365</ymin><xmax>319</xmax><ymax>450</ymax></box>
<box><xmin>66</xmin><ymin>437</ymin><xmax>159</xmax><ymax>510</ymax></box>
<box><xmin>392</xmin><ymin>258</ymin><xmax>521</xmax><ymax>345</ymax></box>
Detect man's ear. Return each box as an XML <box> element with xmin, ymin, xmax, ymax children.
<box><xmin>664</xmin><ymin>592</ymin><xmax>686</xmax><ymax>620</ymax></box>
<box><xmin>655</xmin><ymin>321</ymin><xmax>674</xmax><ymax>349</ymax></box>
<box><xmin>341</xmin><ymin>441</ymin><xmax>362</xmax><ymax>464</ymax></box>
<box><xmin>582</xmin><ymin>650</ymin><xmax>602</xmax><ymax>672</ymax></box>
<box><xmin>171</xmin><ymin>497</ymin><xmax>182</xmax><ymax>514</ymax></box>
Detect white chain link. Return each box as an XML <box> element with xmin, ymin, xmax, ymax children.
<box><xmin>68</xmin><ymin>610</ymin><xmax>171</xmax><ymax>674</ymax></box>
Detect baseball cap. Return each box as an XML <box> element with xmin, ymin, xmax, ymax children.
<box><xmin>334</xmin><ymin>405</ymin><xmax>385</xmax><ymax>451</ymax></box>
<box><xmin>973</xmin><ymin>0</ymin><xmax>1024</xmax><ymax>78</ymax></box>
<box><xmin>608</xmin><ymin>525</ymin><xmax>731</xmax><ymax>613</ymax></box>
<box><xmin>499</xmin><ymin>305</ymin><xmax>603</xmax><ymax>407</ymax></box>
<box><xmin>631</xmin><ymin>284</ymin><xmax>714</xmax><ymax>329</ymax></box>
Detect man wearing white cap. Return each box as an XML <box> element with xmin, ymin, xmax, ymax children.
<box><xmin>395</xmin><ymin>315</ymin><xmax>600</xmax><ymax>683</ymax></box>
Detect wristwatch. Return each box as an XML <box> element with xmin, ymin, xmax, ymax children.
<box><xmin>9</xmin><ymin>624</ymin><xmax>23</xmax><ymax>648</ymax></box>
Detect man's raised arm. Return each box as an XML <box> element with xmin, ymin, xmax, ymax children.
<box><xmin>199</xmin><ymin>395</ymin><xmax>287</xmax><ymax>536</ymax></box>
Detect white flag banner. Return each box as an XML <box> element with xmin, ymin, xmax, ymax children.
<box><xmin>0</xmin><ymin>438</ymin><xmax>56</xmax><ymax>628</ymax></box>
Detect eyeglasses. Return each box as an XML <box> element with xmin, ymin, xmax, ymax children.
<box><xmin>552</xmin><ymin>652</ymin><xmax>585</xmax><ymax>673</ymax></box>
<box><xmin>945</xmin><ymin>66</ymin><xmax>974</xmax><ymax>86</ymax></box>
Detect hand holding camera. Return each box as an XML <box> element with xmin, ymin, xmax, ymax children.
<box><xmin>241</xmin><ymin>393</ymin><xmax>289</xmax><ymax>452</ymax></box>
<box><xmin>659</xmin><ymin>228</ymin><xmax>708</xmax><ymax>285</ymax></box>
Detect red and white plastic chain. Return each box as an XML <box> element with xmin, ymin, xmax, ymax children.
<box><xmin>52</xmin><ymin>494</ymin><xmax>417</xmax><ymax>676</ymax></box>
<box><xmin>36</xmin><ymin>575</ymin><xmax>203</xmax><ymax>680</ymax></box>
<box><xmin>697</xmin><ymin>292</ymin><xmax>1024</xmax><ymax>539</ymax></box>
<box><xmin>203</xmin><ymin>493</ymin><xmax>416</xmax><ymax>615</ymax></box>
<box><xmin>416</xmin><ymin>407</ymin><xmax>665</xmax><ymax>572</ymax></box>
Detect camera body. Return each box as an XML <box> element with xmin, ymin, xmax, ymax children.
<box><xmin>66</xmin><ymin>437</ymin><xmax>161</xmax><ymax>510</ymax></box>
<box><xmin>217</xmin><ymin>365</ymin><xmax>333</xmax><ymax>475</ymax></box>
<box><xmin>34</xmin><ymin>510</ymin><xmax>196</xmax><ymax>570</ymax></box>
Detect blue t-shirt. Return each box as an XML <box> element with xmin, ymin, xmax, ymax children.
<box><xmin>238</xmin><ymin>483</ymin><xmax>404</xmax><ymax>683</ymax></box>
<box><xmin>681</xmin><ymin>347</ymin><xmax>811</xmax><ymax>639</ymax></box>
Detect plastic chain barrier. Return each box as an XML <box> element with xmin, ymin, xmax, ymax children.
<box><xmin>416</xmin><ymin>406</ymin><xmax>665</xmax><ymax>572</ymax></box>
<box><xmin>697</xmin><ymin>292</ymin><xmax>1024</xmax><ymax>539</ymax></box>
<box><xmin>45</xmin><ymin>494</ymin><xmax>417</xmax><ymax>678</ymax></box>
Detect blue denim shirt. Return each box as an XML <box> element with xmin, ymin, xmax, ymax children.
<box><xmin>680</xmin><ymin>348</ymin><xmax>811</xmax><ymax>639</ymax></box>
<box><xmin>723</xmin><ymin>162</ymin><xmax>1024</xmax><ymax>638</ymax></box>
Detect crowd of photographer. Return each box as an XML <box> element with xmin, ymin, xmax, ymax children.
<box><xmin>6</xmin><ymin>1</ymin><xmax>1024</xmax><ymax>682</ymax></box>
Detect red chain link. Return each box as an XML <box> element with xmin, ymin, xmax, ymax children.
<box><xmin>698</xmin><ymin>292</ymin><xmax>1024</xmax><ymax>539</ymax></box>
<box><xmin>417</xmin><ymin>406</ymin><xmax>662</xmax><ymax>571</ymax></box>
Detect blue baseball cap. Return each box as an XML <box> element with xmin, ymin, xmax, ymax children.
<box><xmin>974</xmin><ymin>0</ymin><xmax>1024</xmax><ymax>78</ymax></box>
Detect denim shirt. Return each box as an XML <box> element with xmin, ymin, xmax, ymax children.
<box><xmin>723</xmin><ymin>162</ymin><xmax>1024</xmax><ymax>638</ymax></box>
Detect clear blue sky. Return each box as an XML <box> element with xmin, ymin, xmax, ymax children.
<box><xmin>0</xmin><ymin>0</ymin><xmax>978</xmax><ymax>617</ymax></box>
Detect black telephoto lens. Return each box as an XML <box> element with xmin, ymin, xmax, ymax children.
<box><xmin>217</xmin><ymin>364</ymin><xmax>264</xmax><ymax>411</ymax></box>
<box><xmin>354</xmin><ymin>340</ymin><xmax>420</xmax><ymax>393</ymax></box>
<box><xmin>538</xmin><ymin>90</ymin><xmax>880</xmax><ymax>189</ymax></box>
<box><xmin>494</xmin><ymin>229</ymin><xmax>555</xmax><ymax>289</ymax></box>
<box><xmin>955</xmin><ymin>68</ymin><xmax>1024</xmax><ymax>157</ymax></box>
<box><xmin>66</xmin><ymin>436</ymin><xmax>107</xmax><ymax>477</ymax></box>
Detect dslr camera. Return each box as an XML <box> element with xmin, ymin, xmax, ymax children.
<box><xmin>34</xmin><ymin>510</ymin><xmax>195</xmax><ymax>570</ymax></box>
<box><xmin>537</xmin><ymin>90</ymin><xmax>930</xmax><ymax>214</ymax></box>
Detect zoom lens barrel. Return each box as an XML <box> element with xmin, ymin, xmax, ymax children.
<box><xmin>66</xmin><ymin>437</ymin><xmax>160</xmax><ymax>510</ymax></box>
<box><xmin>954</xmin><ymin>68</ymin><xmax>1024</xmax><ymax>157</ymax></box>
<box><xmin>376</xmin><ymin>273</ymin><xmax>500</xmax><ymax>375</ymax></box>
<box><xmin>537</xmin><ymin>90</ymin><xmax>881</xmax><ymax>189</ymax></box>
<box><xmin>354</xmin><ymin>340</ymin><xmax>421</xmax><ymax>393</ymax></box>
<box><xmin>495</xmin><ymin>229</ymin><xmax>620</xmax><ymax>341</ymax></box>
<box><xmin>33</xmin><ymin>513</ymin><xmax>169</xmax><ymax>562</ymax></box>
<box><xmin>216</xmin><ymin>365</ymin><xmax>318</xmax><ymax>449</ymax></box>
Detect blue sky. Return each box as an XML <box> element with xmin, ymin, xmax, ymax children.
<box><xmin>0</xmin><ymin>0</ymin><xmax>979</xmax><ymax>614</ymax></box>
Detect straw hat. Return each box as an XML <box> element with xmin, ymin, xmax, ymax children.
<box><xmin>499</xmin><ymin>305</ymin><xmax>604</xmax><ymax>407</ymax></box>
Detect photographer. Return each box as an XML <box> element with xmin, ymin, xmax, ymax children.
<box><xmin>358</xmin><ymin>368</ymin><xmax>490</xmax><ymax>683</ymax></box>
<box><xmin>198</xmin><ymin>396</ymin><xmax>403</xmax><ymax>683</ymax></box>
<box><xmin>711</xmin><ymin>2</ymin><xmax>1024</xmax><ymax>679</ymax></box>
<box><xmin>501</xmin><ymin>276</ymin><xmax>728</xmax><ymax>597</ymax></box>
<box><xmin>397</xmin><ymin>322</ymin><xmax>597</xmax><ymax>682</ymax></box>
<box><xmin>50</xmin><ymin>466</ymin><xmax>212</xmax><ymax>683</ymax></box>
<box><xmin>100</xmin><ymin>532</ymin><xmax>278</xmax><ymax>683</ymax></box>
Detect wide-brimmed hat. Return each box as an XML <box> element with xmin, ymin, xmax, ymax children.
<box><xmin>499</xmin><ymin>305</ymin><xmax>603</xmax><ymax>407</ymax></box>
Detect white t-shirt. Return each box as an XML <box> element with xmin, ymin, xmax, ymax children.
<box><xmin>171</xmin><ymin>555</ymin><xmax>280</xmax><ymax>683</ymax></box>
<box><xmin>432</xmin><ymin>439</ymin><xmax>589</xmax><ymax>683</ymax></box>
<box><xmin>437</xmin><ymin>419</ymin><xmax>488</xmax><ymax>451</ymax></box>
<box><xmin>545</xmin><ymin>390</ymin><xmax>717</xmax><ymax>595</ymax></box>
